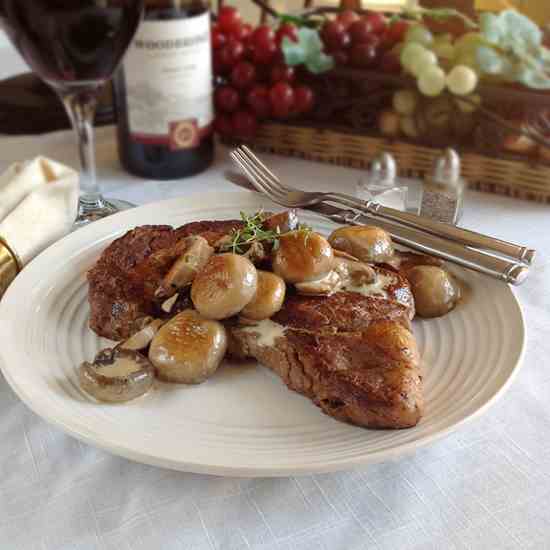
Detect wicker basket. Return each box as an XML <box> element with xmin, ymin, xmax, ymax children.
<box><xmin>218</xmin><ymin>0</ymin><xmax>550</xmax><ymax>203</ymax></box>
<box><xmin>224</xmin><ymin>124</ymin><xmax>550</xmax><ymax>203</ymax></box>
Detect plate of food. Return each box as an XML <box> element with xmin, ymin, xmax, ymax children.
<box><xmin>0</xmin><ymin>191</ymin><xmax>525</xmax><ymax>476</ymax></box>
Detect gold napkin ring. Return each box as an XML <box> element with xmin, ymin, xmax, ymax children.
<box><xmin>0</xmin><ymin>236</ymin><xmax>21</xmax><ymax>299</ymax></box>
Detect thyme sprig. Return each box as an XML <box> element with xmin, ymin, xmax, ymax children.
<box><xmin>221</xmin><ymin>211</ymin><xmax>312</xmax><ymax>255</ymax></box>
<box><xmin>222</xmin><ymin>210</ymin><xmax>280</xmax><ymax>255</ymax></box>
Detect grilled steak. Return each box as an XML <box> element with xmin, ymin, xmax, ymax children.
<box><xmin>88</xmin><ymin>219</ymin><xmax>423</xmax><ymax>429</ymax></box>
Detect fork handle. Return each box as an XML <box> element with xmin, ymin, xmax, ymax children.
<box><xmin>327</xmin><ymin>192</ymin><xmax>536</xmax><ymax>265</ymax></box>
<box><xmin>325</xmin><ymin>207</ymin><xmax>528</xmax><ymax>286</ymax></box>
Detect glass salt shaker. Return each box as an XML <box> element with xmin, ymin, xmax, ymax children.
<box><xmin>419</xmin><ymin>148</ymin><xmax>465</xmax><ymax>225</ymax></box>
<box><xmin>356</xmin><ymin>153</ymin><xmax>407</xmax><ymax>211</ymax></box>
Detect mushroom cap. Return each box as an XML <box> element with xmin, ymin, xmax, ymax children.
<box><xmin>272</xmin><ymin>231</ymin><xmax>334</xmax><ymax>284</ymax></box>
<box><xmin>191</xmin><ymin>253</ymin><xmax>258</xmax><ymax>320</ymax></box>
<box><xmin>407</xmin><ymin>265</ymin><xmax>461</xmax><ymax>318</ymax></box>
<box><xmin>241</xmin><ymin>270</ymin><xmax>286</xmax><ymax>320</ymax></box>
<box><xmin>328</xmin><ymin>226</ymin><xmax>394</xmax><ymax>263</ymax></box>
<box><xmin>79</xmin><ymin>348</ymin><xmax>155</xmax><ymax>403</ymax></box>
<box><xmin>149</xmin><ymin>309</ymin><xmax>228</xmax><ymax>384</ymax></box>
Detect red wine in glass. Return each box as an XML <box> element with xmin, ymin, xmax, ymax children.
<box><xmin>0</xmin><ymin>0</ymin><xmax>145</xmax><ymax>226</ymax></box>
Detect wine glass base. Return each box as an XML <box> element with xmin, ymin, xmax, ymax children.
<box><xmin>74</xmin><ymin>198</ymin><xmax>135</xmax><ymax>228</ymax></box>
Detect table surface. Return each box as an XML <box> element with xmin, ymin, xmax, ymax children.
<box><xmin>1</xmin><ymin>47</ymin><xmax>550</xmax><ymax>550</ymax></box>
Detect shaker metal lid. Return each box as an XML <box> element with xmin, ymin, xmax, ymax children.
<box><xmin>0</xmin><ymin>236</ymin><xmax>21</xmax><ymax>299</ymax></box>
<box><xmin>432</xmin><ymin>148</ymin><xmax>461</xmax><ymax>185</ymax></box>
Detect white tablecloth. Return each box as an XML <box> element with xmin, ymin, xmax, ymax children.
<box><xmin>1</xmin><ymin>53</ymin><xmax>550</xmax><ymax>550</ymax></box>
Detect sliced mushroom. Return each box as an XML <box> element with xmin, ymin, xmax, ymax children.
<box><xmin>191</xmin><ymin>253</ymin><xmax>258</xmax><ymax>320</ymax></box>
<box><xmin>384</xmin><ymin>250</ymin><xmax>445</xmax><ymax>273</ymax></box>
<box><xmin>241</xmin><ymin>270</ymin><xmax>286</xmax><ymax>320</ymax></box>
<box><xmin>79</xmin><ymin>348</ymin><xmax>155</xmax><ymax>403</ymax></box>
<box><xmin>333</xmin><ymin>249</ymin><xmax>360</xmax><ymax>262</ymax></box>
<box><xmin>272</xmin><ymin>231</ymin><xmax>334</xmax><ymax>284</ymax></box>
<box><xmin>213</xmin><ymin>234</ymin><xmax>233</xmax><ymax>251</ymax></box>
<box><xmin>334</xmin><ymin>257</ymin><xmax>377</xmax><ymax>286</ymax></box>
<box><xmin>243</xmin><ymin>241</ymin><xmax>267</xmax><ymax>264</ymax></box>
<box><xmin>262</xmin><ymin>210</ymin><xmax>299</xmax><ymax>234</ymax></box>
<box><xmin>149</xmin><ymin>310</ymin><xmax>228</xmax><ymax>384</ymax></box>
<box><xmin>328</xmin><ymin>226</ymin><xmax>394</xmax><ymax>263</ymax></box>
<box><xmin>156</xmin><ymin>236</ymin><xmax>214</xmax><ymax>299</ymax></box>
<box><xmin>295</xmin><ymin>270</ymin><xmax>343</xmax><ymax>296</ymax></box>
<box><xmin>406</xmin><ymin>265</ymin><xmax>461</xmax><ymax>318</ymax></box>
<box><xmin>161</xmin><ymin>293</ymin><xmax>179</xmax><ymax>314</ymax></box>
<box><xmin>120</xmin><ymin>319</ymin><xmax>164</xmax><ymax>351</ymax></box>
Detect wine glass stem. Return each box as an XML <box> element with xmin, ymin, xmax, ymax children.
<box><xmin>60</xmin><ymin>89</ymin><xmax>105</xmax><ymax>213</ymax></box>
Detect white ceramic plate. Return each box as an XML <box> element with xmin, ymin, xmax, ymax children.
<box><xmin>0</xmin><ymin>191</ymin><xmax>525</xmax><ymax>477</ymax></box>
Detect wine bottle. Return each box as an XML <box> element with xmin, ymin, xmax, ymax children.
<box><xmin>114</xmin><ymin>0</ymin><xmax>214</xmax><ymax>179</ymax></box>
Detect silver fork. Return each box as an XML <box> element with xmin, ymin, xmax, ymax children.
<box><xmin>231</xmin><ymin>145</ymin><xmax>535</xmax><ymax>266</ymax></box>
<box><xmin>230</xmin><ymin>147</ymin><xmax>529</xmax><ymax>286</ymax></box>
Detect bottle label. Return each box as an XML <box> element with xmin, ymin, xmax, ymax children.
<box><xmin>122</xmin><ymin>13</ymin><xmax>213</xmax><ymax>150</ymax></box>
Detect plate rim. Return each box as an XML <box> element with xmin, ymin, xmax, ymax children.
<box><xmin>0</xmin><ymin>191</ymin><xmax>527</xmax><ymax>477</ymax></box>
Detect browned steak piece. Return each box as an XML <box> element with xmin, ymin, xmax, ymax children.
<box><xmin>229</xmin><ymin>317</ymin><xmax>423</xmax><ymax>429</ymax></box>
<box><xmin>272</xmin><ymin>283</ymin><xmax>412</xmax><ymax>334</ymax></box>
<box><xmin>88</xmin><ymin>220</ymin><xmax>242</xmax><ymax>340</ymax></box>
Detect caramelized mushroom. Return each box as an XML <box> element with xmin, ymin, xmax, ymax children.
<box><xmin>241</xmin><ymin>270</ymin><xmax>286</xmax><ymax>320</ymax></box>
<box><xmin>334</xmin><ymin>257</ymin><xmax>377</xmax><ymax>286</ymax></box>
<box><xmin>191</xmin><ymin>253</ymin><xmax>258</xmax><ymax>320</ymax></box>
<box><xmin>328</xmin><ymin>226</ymin><xmax>394</xmax><ymax>263</ymax></box>
<box><xmin>79</xmin><ymin>348</ymin><xmax>155</xmax><ymax>403</ymax></box>
<box><xmin>149</xmin><ymin>310</ymin><xmax>228</xmax><ymax>384</ymax></box>
<box><xmin>272</xmin><ymin>231</ymin><xmax>334</xmax><ymax>284</ymax></box>
<box><xmin>156</xmin><ymin>236</ymin><xmax>214</xmax><ymax>299</ymax></box>
<box><xmin>161</xmin><ymin>294</ymin><xmax>179</xmax><ymax>314</ymax></box>
<box><xmin>406</xmin><ymin>265</ymin><xmax>461</xmax><ymax>318</ymax></box>
<box><xmin>243</xmin><ymin>241</ymin><xmax>267</xmax><ymax>264</ymax></box>
<box><xmin>120</xmin><ymin>319</ymin><xmax>164</xmax><ymax>351</ymax></box>
<box><xmin>262</xmin><ymin>210</ymin><xmax>299</xmax><ymax>233</ymax></box>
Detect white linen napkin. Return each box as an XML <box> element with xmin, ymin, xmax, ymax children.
<box><xmin>0</xmin><ymin>157</ymin><xmax>79</xmax><ymax>266</ymax></box>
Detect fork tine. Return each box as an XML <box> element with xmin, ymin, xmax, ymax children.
<box><xmin>231</xmin><ymin>150</ymin><xmax>288</xmax><ymax>204</ymax></box>
<box><xmin>239</xmin><ymin>145</ymin><xmax>289</xmax><ymax>193</ymax></box>
<box><xmin>230</xmin><ymin>151</ymin><xmax>266</xmax><ymax>194</ymax></box>
<box><xmin>233</xmin><ymin>150</ymin><xmax>288</xmax><ymax>200</ymax></box>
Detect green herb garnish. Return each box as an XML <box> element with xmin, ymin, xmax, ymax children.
<box><xmin>221</xmin><ymin>211</ymin><xmax>313</xmax><ymax>255</ymax></box>
<box><xmin>222</xmin><ymin>210</ymin><xmax>280</xmax><ymax>255</ymax></box>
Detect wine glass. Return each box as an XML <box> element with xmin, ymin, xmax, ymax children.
<box><xmin>0</xmin><ymin>0</ymin><xmax>144</xmax><ymax>226</ymax></box>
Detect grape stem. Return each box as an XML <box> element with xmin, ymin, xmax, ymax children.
<box><xmin>401</xmin><ymin>7</ymin><xmax>478</xmax><ymax>30</ymax></box>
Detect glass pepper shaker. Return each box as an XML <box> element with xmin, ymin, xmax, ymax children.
<box><xmin>419</xmin><ymin>148</ymin><xmax>465</xmax><ymax>225</ymax></box>
<box><xmin>356</xmin><ymin>153</ymin><xmax>407</xmax><ymax>211</ymax></box>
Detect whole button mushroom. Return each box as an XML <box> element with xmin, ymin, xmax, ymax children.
<box><xmin>328</xmin><ymin>226</ymin><xmax>394</xmax><ymax>263</ymax></box>
<box><xmin>406</xmin><ymin>265</ymin><xmax>461</xmax><ymax>318</ymax></box>
<box><xmin>272</xmin><ymin>230</ymin><xmax>334</xmax><ymax>284</ymax></box>
<box><xmin>191</xmin><ymin>253</ymin><xmax>258</xmax><ymax>320</ymax></box>
<box><xmin>241</xmin><ymin>270</ymin><xmax>286</xmax><ymax>320</ymax></box>
<box><xmin>149</xmin><ymin>310</ymin><xmax>228</xmax><ymax>384</ymax></box>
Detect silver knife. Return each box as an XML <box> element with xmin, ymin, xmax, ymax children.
<box><xmin>224</xmin><ymin>171</ymin><xmax>529</xmax><ymax>285</ymax></box>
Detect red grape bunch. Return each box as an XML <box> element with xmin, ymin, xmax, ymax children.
<box><xmin>319</xmin><ymin>10</ymin><xmax>410</xmax><ymax>73</ymax></box>
<box><xmin>212</xmin><ymin>6</ymin><xmax>316</xmax><ymax>140</ymax></box>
